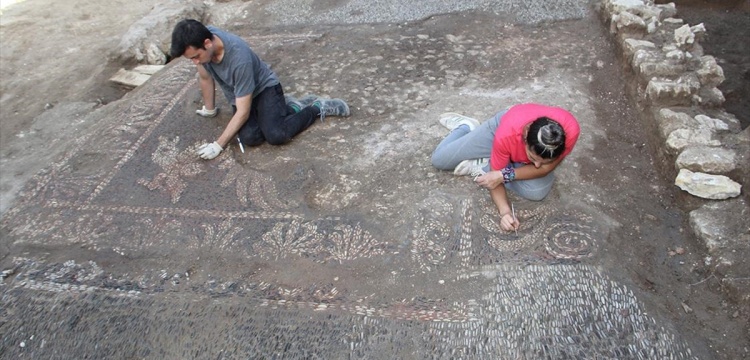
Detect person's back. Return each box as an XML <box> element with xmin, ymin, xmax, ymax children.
<box><xmin>202</xmin><ymin>26</ymin><xmax>279</xmax><ymax>106</ymax></box>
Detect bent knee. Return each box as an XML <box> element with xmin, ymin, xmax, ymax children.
<box><xmin>265</xmin><ymin>135</ymin><xmax>291</xmax><ymax>146</ymax></box>
<box><xmin>431</xmin><ymin>152</ymin><xmax>453</xmax><ymax>171</ymax></box>
<box><xmin>511</xmin><ymin>184</ymin><xmax>552</xmax><ymax>201</ymax></box>
<box><xmin>240</xmin><ymin>136</ymin><xmax>265</xmax><ymax>147</ymax></box>
<box><xmin>523</xmin><ymin>192</ymin><xmax>549</xmax><ymax>201</ymax></box>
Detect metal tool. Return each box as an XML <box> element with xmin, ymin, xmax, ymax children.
<box><xmin>237</xmin><ymin>136</ymin><xmax>245</xmax><ymax>153</ymax></box>
<box><xmin>511</xmin><ymin>203</ymin><xmax>518</xmax><ymax>237</ymax></box>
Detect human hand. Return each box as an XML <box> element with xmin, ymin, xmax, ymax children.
<box><xmin>197</xmin><ymin>141</ymin><xmax>222</xmax><ymax>159</ymax></box>
<box><xmin>475</xmin><ymin>171</ymin><xmax>502</xmax><ymax>189</ymax></box>
<box><xmin>499</xmin><ymin>213</ymin><xmax>520</xmax><ymax>232</ymax></box>
<box><xmin>196</xmin><ymin>106</ymin><xmax>218</xmax><ymax>117</ymax></box>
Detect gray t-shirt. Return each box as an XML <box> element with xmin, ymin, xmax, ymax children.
<box><xmin>203</xmin><ymin>26</ymin><xmax>279</xmax><ymax>105</ymax></box>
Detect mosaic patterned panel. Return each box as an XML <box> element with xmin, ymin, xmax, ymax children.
<box><xmin>0</xmin><ymin>30</ymin><xmax>697</xmax><ymax>358</ymax></box>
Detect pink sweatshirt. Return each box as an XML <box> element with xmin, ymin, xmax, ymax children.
<box><xmin>490</xmin><ymin>103</ymin><xmax>580</xmax><ymax>170</ymax></box>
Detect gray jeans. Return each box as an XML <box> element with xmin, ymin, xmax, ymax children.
<box><xmin>430</xmin><ymin>110</ymin><xmax>555</xmax><ymax>201</ymax></box>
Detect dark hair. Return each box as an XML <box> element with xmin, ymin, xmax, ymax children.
<box><xmin>526</xmin><ymin>117</ymin><xmax>566</xmax><ymax>159</ymax></box>
<box><xmin>170</xmin><ymin>19</ymin><xmax>213</xmax><ymax>59</ymax></box>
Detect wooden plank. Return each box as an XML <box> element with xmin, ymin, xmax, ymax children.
<box><xmin>132</xmin><ymin>64</ymin><xmax>164</xmax><ymax>75</ymax></box>
<box><xmin>109</xmin><ymin>68</ymin><xmax>150</xmax><ymax>87</ymax></box>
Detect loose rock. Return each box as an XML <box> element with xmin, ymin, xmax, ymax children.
<box><xmin>674</xmin><ymin>169</ymin><xmax>741</xmax><ymax>199</ymax></box>
<box><xmin>675</xmin><ymin>146</ymin><xmax>736</xmax><ymax>174</ymax></box>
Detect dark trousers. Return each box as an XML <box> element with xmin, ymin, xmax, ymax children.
<box><xmin>235</xmin><ymin>84</ymin><xmax>318</xmax><ymax>146</ymax></box>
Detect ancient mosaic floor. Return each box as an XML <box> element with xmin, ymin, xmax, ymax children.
<box><xmin>1</xmin><ymin>29</ymin><xmax>699</xmax><ymax>358</ymax></box>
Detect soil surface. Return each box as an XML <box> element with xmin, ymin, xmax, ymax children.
<box><xmin>0</xmin><ymin>0</ymin><xmax>156</xmax><ymax>214</ymax></box>
<box><xmin>0</xmin><ymin>0</ymin><xmax>748</xmax><ymax>358</ymax></box>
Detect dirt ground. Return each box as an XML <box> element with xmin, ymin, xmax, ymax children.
<box><xmin>0</xmin><ymin>0</ymin><xmax>155</xmax><ymax>214</ymax></box>
<box><xmin>1</xmin><ymin>0</ymin><xmax>749</xmax><ymax>358</ymax></box>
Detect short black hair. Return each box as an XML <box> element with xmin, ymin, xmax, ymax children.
<box><xmin>170</xmin><ymin>19</ymin><xmax>213</xmax><ymax>59</ymax></box>
<box><xmin>526</xmin><ymin>117</ymin><xmax>566</xmax><ymax>159</ymax></box>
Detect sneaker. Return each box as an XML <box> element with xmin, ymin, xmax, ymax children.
<box><xmin>298</xmin><ymin>94</ymin><xmax>319</xmax><ymax>107</ymax></box>
<box><xmin>313</xmin><ymin>98</ymin><xmax>350</xmax><ymax>121</ymax></box>
<box><xmin>439</xmin><ymin>112</ymin><xmax>480</xmax><ymax>131</ymax></box>
<box><xmin>454</xmin><ymin>158</ymin><xmax>489</xmax><ymax>178</ymax></box>
<box><xmin>285</xmin><ymin>95</ymin><xmax>304</xmax><ymax>113</ymax></box>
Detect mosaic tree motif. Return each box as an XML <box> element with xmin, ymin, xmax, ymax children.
<box><xmin>127</xmin><ymin>216</ymin><xmax>185</xmax><ymax>249</ymax></box>
<box><xmin>137</xmin><ymin>136</ymin><xmax>204</xmax><ymax>203</ymax></box>
<box><xmin>190</xmin><ymin>219</ymin><xmax>245</xmax><ymax>253</ymax></box>
<box><xmin>411</xmin><ymin>217</ymin><xmax>451</xmax><ymax>271</ymax></box>
<box><xmin>8</xmin><ymin>210</ymin><xmax>65</xmax><ymax>242</ymax></box>
<box><xmin>254</xmin><ymin>220</ymin><xmax>324</xmax><ymax>260</ymax></box>
<box><xmin>218</xmin><ymin>157</ymin><xmax>294</xmax><ymax>210</ymax></box>
<box><xmin>30</xmin><ymin>161</ymin><xmax>106</xmax><ymax>204</ymax></box>
<box><xmin>51</xmin><ymin>213</ymin><xmax>117</xmax><ymax>249</ymax></box>
<box><xmin>409</xmin><ymin>194</ymin><xmax>456</xmax><ymax>271</ymax></box>
<box><xmin>112</xmin><ymin>102</ymin><xmax>157</xmax><ymax>137</ymax></box>
<box><xmin>325</xmin><ymin>224</ymin><xmax>386</xmax><ymax>263</ymax></box>
<box><xmin>108</xmin><ymin>106</ymin><xmax>156</xmax><ymax>156</ymax></box>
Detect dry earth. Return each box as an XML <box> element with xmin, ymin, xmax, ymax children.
<box><xmin>0</xmin><ymin>0</ymin><xmax>157</xmax><ymax>214</ymax></box>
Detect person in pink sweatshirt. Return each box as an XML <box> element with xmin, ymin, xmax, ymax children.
<box><xmin>431</xmin><ymin>103</ymin><xmax>581</xmax><ymax>232</ymax></box>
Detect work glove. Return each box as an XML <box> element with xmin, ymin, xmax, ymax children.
<box><xmin>197</xmin><ymin>141</ymin><xmax>223</xmax><ymax>160</ymax></box>
<box><xmin>196</xmin><ymin>106</ymin><xmax>218</xmax><ymax>117</ymax></box>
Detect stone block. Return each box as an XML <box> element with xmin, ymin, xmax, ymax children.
<box><xmin>611</xmin><ymin>11</ymin><xmax>647</xmax><ymax>34</ymax></box>
<box><xmin>604</xmin><ymin>0</ymin><xmax>648</xmax><ymax>15</ymax></box>
<box><xmin>638</xmin><ymin>60</ymin><xmax>686</xmax><ymax>79</ymax></box>
<box><xmin>655</xmin><ymin>108</ymin><xmax>697</xmax><ymax>139</ymax></box>
<box><xmin>694</xmin><ymin>114</ymin><xmax>730</xmax><ymax>133</ymax></box>
<box><xmin>646</xmin><ymin>74</ymin><xmax>701</xmax><ymax>106</ymax></box>
<box><xmin>666</xmin><ymin>128</ymin><xmax>720</xmax><ymax>154</ymax></box>
<box><xmin>674</xmin><ymin>24</ymin><xmax>695</xmax><ymax>49</ymax></box>
<box><xmin>623</xmin><ymin>39</ymin><xmax>656</xmax><ymax>62</ymax></box>
<box><xmin>690</xmin><ymin>23</ymin><xmax>707</xmax><ymax>42</ymax></box>
<box><xmin>675</xmin><ymin>146</ymin><xmax>737</xmax><ymax>174</ymax></box>
<box><xmin>692</xmin><ymin>87</ymin><xmax>725</xmax><ymax>107</ymax></box>
<box><xmin>696</xmin><ymin>56</ymin><xmax>725</xmax><ymax>87</ymax></box>
<box><xmin>708</xmin><ymin>110</ymin><xmax>743</xmax><ymax>133</ymax></box>
<box><xmin>689</xmin><ymin>198</ymin><xmax>750</xmax><ymax>254</ymax></box>
<box><xmin>632</xmin><ymin>48</ymin><xmax>660</xmax><ymax>68</ymax></box>
<box><xmin>146</xmin><ymin>43</ymin><xmax>167</xmax><ymax>65</ymax></box>
<box><xmin>114</xmin><ymin>0</ymin><xmax>208</xmax><ymax>64</ymax></box>
<box><xmin>655</xmin><ymin>3</ymin><xmax>678</xmax><ymax>20</ymax></box>
<box><xmin>675</xmin><ymin>169</ymin><xmax>742</xmax><ymax>199</ymax></box>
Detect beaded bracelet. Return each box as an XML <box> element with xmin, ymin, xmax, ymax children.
<box><xmin>501</xmin><ymin>164</ymin><xmax>516</xmax><ymax>183</ymax></box>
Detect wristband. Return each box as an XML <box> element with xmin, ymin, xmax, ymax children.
<box><xmin>501</xmin><ymin>164</ymin><xmax>516</xmax><ymax>183</ymax></box>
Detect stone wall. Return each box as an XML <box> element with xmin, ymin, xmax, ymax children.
<box><xmin>113</xmin><ymin>0</ymin><xmax>208</xmax><ymax>65</ymax></box>
<box><xmin>598</xmin><ymin>0</ymin><xmax>749</xmax><ymax>304</ymax></box>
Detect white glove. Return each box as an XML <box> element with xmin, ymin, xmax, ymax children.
<box><xmin>196</xmin><ymin>106</ymin><xmax>218</xmax><ymax>117</ymax></box>
<box><xmin>197</xmin><ymin>141</ymin><xmax>223</xmax><ymax>160</ymax></box>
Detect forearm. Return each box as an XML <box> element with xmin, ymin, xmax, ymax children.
<box><xmin>489</xmin><ymin>184</ymin><xmax>512</xmax><ymax>217</ymax></box>
<box><xmin>199</xmin><ymin>76</ymin><xmax>216</xmax><ymax>109</ymax></box>
<box><xmin>215</xmin><ymin>95</ymin><xmax>252</xmax><ymax>148</ymax></box>
<box><xmin>512</xmin><ymin>160</ymin><xmax>560</xmax><ymax>180</ymax></box>
<box><xmin>217</xmin><ymin>110</ymin><xmax>248</xmax><ymax>147</ymax></box>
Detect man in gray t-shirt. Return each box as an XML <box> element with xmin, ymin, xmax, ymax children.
<box><xmin>170</xmin><ymin>19</ymin><xmax>351</xmax><ymax>160</ymax></box>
